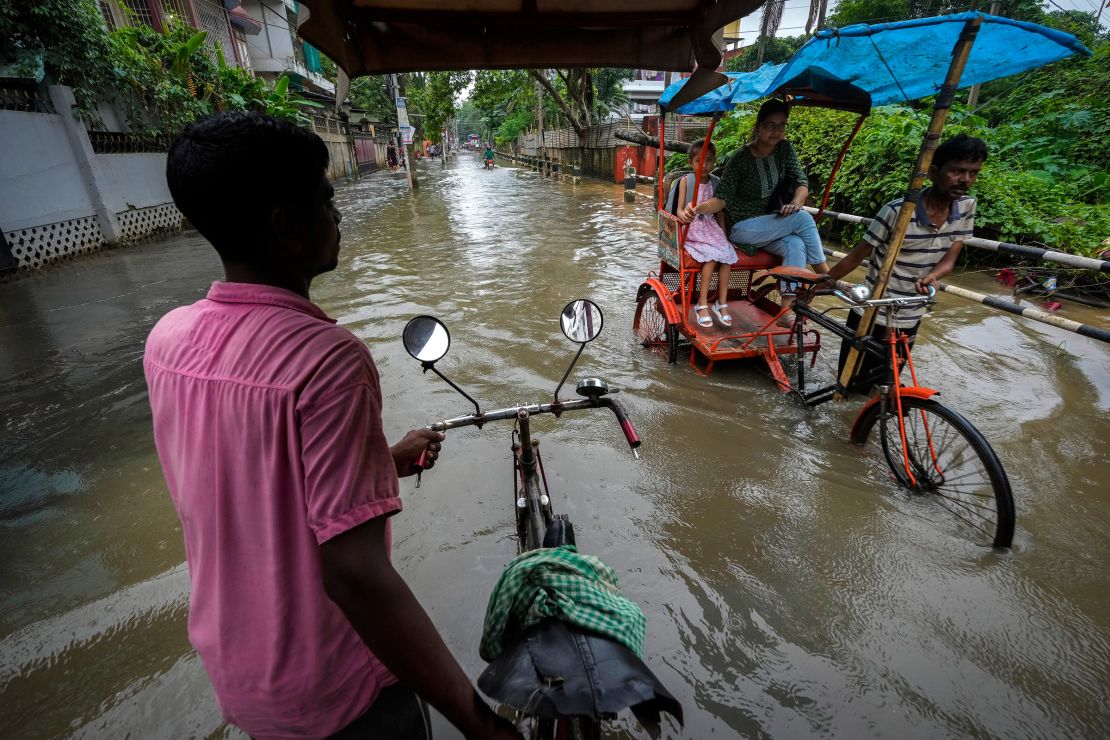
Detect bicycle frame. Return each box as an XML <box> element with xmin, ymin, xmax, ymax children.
<box><xmin>426</xmin><ymin>397</ymin><xmax>639</xmax><ymax>551</ymax></box>
<box><xmin>792</xmin><ymin>294</ymin><xmax>941</xmax><ymax>488</ymax></box>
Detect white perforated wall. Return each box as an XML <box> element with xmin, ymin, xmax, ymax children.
<box><xmin>116</xmin><ymin>203</ymin><xmax>182</xmax><ymax>242</ymax></box>
<box><xmin>4</xmin><ymin>216</ymin><xmax>105</xmax><ymax>271</ymax></box>
<box><xmin>2</xmin><ymin>202</ymin><xmax>182</xmax><ymax>275</ymax></box>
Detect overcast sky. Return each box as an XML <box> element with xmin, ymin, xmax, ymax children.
<box><xmin>733</xmin><ymin>0</ymin><xmax>1107</xmax><ymax>46</ymax></box>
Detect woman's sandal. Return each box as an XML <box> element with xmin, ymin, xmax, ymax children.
<box><xmin>776</xmin><ymin>309</ymin><xmax>796</xmax><ymax>328</ymax></box>
<box><xmin>712</xmin><ymin>302</ymin><xmax>732</xmax><ymax>327</ymax></box>
<box><xmin>694</xmin><ymin>304</ymin><xmax>713</xmax><ymax>327</ymax></box>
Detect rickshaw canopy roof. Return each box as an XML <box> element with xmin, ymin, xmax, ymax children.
<box><xmin>298</xmin><ymin>0</ymin><xmax>763</xmax><ymax>76</ymax></box>
<box><xmin>659</xmin><ymin>12</ymin><xmax>1092</xmax><ymax>114</ymax></box>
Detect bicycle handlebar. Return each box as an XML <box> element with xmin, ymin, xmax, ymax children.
<box><xmin>830</xmin><ymin>282</ymin><xmax>936</xmax><ymax>309</ymax></box>
<box><xmin>426</xmin><ymin>396</ymin><xmax>641</xmax><ymax>449</ymax></box>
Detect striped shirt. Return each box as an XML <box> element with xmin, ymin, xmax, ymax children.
<box><xmin>858</xmin><ymin>191</ymin><xmax>975</xmax><ymax>328</ymax></box>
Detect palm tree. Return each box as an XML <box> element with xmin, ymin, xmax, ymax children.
<box><xmin>755</xmin><ymin>0</ymin><xmax>786</xmax><ymax>68</ymax></box>
<box><xmin>806</xmin><ymin>0</ymin><xmax>829</xmax><ymax>35</ymax></box>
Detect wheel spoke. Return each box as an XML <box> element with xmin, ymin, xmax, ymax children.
<box><xmin>877</xmin><ymin>397</ymin><xmax>1013</xmax><ymax>547</ymax></box>
<box><xmin>932</xmin><ymin>490</ymin><xmax>998</xmax><ymax>513</ymax></box>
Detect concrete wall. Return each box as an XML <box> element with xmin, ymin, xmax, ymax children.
<box><xmin>0</xmin><ymin>87</ymin><xmax>181</xmax><ymax>277</ymax></box>
<box><xmin>95</xmin><ymin>154</ymin><xmax>174</xmax><ymax>212</ymax></box>
<box><xmin>0</xmin><ymin>110</ymin><xmax>96</xmax><ymax>231</ymax></box>
<box><xmin>318</xmin><ymin>130</ymin><xmax>356</xmax><ymax>182</ymax></box>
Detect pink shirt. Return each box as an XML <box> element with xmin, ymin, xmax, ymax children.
<box><xmin>144</xmin><ymin>282</ymin><xmax>401</xmax><ymax>738</ymax></box>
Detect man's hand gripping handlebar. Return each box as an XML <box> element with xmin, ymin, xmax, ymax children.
<box><xmin>410</xmin><ymin>396</ymin><xmax>641</xmax><ymax>483</ymax></box>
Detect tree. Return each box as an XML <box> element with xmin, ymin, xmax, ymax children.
<box><xmin>348</xmin><ymin>75</ymin><xmax>394</xmax><ymax>122</ymax></box>
<box><xmin>405</xmin><ymin>71</ymin><xmax>472</xmax><ymax>141</ymax></box>
<box><xmin>528</xmin><ymin>68</ymin><xmax>633</xmax><ymax>137</ymax></box>
<box><xmin>472</xmin><ymin>69</ymin><xmax>535</xmax><ymax>142</ymax></box>
<box><xmin>726</xmin><ymin>35</ymin><xmax>806</xmax><ymax>72</ymax></box>
<box><xmin>754</xmin><ymin>0</ymin><xmax>787</xmax><ymax>68</ymax></box>
<box><xmin>806</xmin><ymin>0</ymin><xmax>830</xmax><ymax>35</ymax></box>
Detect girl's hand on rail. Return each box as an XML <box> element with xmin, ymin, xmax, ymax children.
<box><xmin>392</xmin><ymin>428</ymin><xmax>445</xmax><ymax>478</ymax></box>
<box><xmin>678</xmin><ymin>203</ymin><xmax>697</xmax><ymax>223</ymax></box>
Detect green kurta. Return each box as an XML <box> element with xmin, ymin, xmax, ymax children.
<box><xmin>715</xmin><ymin>140</ymin><xmax>808</xmax><ymax>232</ymax></box>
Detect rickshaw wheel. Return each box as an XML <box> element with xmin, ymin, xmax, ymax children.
<box><xmin>634</xmin><ymin>291</ymin><xmax>678</xmax><ymax>364</ymax></box>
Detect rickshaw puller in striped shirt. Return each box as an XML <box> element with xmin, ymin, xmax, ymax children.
<box><xmin>822</xmin><ymin>134</ymin><xmax>988</xmax><ymax>391</ymax></box>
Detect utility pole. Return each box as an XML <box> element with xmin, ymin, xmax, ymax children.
<box><xmin>966</xmin><ymin>0</ymin><xmax>999</xmax><ymax>108</ymax></box>
<box><xmin>390</xmin><ymin>73</ymin><xmax>418</xmax><ymax>190</ymax></box>
<box><xmin>535</xmin><ymin>76</ymin><xmax>545</xmax><ymax>174</ymax></box>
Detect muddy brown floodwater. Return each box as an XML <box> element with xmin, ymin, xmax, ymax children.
<box><xmin>2</xmin><ymin>155</ymin><xmax>1109</xmax><ymax>739</ymax></box>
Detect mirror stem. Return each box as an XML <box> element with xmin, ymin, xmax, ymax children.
<box><xmin>553</xmin><ymin>343</ymin><xmax>586</xmax><ymax>402</ymax></box>
<box><xmin>425</xmin><ymin>362</ymin><xmax>482</xmax><ymax>415</ymax></box>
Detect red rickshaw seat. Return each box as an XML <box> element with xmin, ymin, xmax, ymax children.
<box><xmin>728</xmin><ymin>249</ymin><xmax>781</xmax><ymax>270</ymax></box>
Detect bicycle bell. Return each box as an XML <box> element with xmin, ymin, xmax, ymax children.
<box><xmin>575</xmin><ymin>378</ymin><xmax>610</xmax><ymax>398</ymax></box>
<box><xmin>848</xmin><ymin>283</ymin><xmax>871</xmax><ymax>304</ymax></box>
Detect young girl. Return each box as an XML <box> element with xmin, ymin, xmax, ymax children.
<box><xmin>674</xmin><ymin>139</ymin><xmax>735</xmax><ymax>327</ymax></box>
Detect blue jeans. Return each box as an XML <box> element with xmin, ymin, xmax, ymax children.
<box><xmin>729</xmin><ymin>211</ymin><xmax>825</xmax><ymax>295</ymax></box>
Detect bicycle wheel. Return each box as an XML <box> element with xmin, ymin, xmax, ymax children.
<box><xmin>633</xmin><ymin>290</ymin><xmax>678</xmax><ymax>364</ymax></box>
<box><xmin>876</xmin><ymin>397</ymin><xmax>1015</xmax><ymax>548</ymax></box>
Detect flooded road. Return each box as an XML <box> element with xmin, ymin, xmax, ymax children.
<box><xmin>2</xmin><ymin>155</ymin><xmax>1109</xmax><ymax>739</ymax></box>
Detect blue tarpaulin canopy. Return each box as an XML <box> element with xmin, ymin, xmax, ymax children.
<box><xmin>658</xmin><ymin>13</ymin><xmax>1092</xmax><ymax>114</ymax></box>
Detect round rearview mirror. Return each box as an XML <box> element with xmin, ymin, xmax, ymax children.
<box><xmin>403</xmin><ymin>316</ymin><xmax>451</xmax><ymax>363</ymax></box>
<box><xmin>560</xmin><ymin>300</ymin><xmax>603</xmax><ymax>343</ymax></box>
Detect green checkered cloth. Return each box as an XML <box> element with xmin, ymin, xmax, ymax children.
<box><xmin>479</xmin><ymin>545</ymin><xmax>646</xmax><ymax>661</ymax></box>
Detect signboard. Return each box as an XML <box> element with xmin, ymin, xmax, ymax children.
<box><xmin>395</xmin><ymin>95</ymin><xmax>411</xmax><ymax>130</ymax></box>
<box><xmin>399</xmin><ymin>125</ymin><xmax>415</xmax><ymax>145</ymax></box>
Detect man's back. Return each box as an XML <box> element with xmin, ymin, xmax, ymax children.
<box><xmin>145</xmin><ymin>281</ymin><xmax>400</xmax><ymax>738</ymax></box>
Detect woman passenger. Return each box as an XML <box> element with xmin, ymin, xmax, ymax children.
<box><xmin>679</xmin><ymin>99</ymin><xmax>827</xmax><ymax>326</ymax></box>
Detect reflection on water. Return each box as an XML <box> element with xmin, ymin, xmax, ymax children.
<box><xmin>2</xmin><ymin>154</ymin><xmax>1109</xmax><ymax>739</ymax></box>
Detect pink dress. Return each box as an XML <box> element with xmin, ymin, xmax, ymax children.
<box><xmin>683</xmin><ymin>180</ymin><xmax>737</xmax><ymax>265</ymax></box>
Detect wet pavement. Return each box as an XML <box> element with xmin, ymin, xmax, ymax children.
<box><xmin>2</xmin><ymin>154</ymin><xmax>1109</xmax><ymax>739</ymax></box>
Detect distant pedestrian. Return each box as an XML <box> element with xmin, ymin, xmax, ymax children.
<box><xmin>387</xmin><ymin>143</ymin><xmax>399</xmax><ymax>172</ymax></box>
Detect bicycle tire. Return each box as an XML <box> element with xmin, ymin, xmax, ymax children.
<box><xmin>872</xmin><ymin>397</ymin><xmax>1015</xmax><ymax>548</ymax></box>
<box><xmin>633</xmin><ymin>290</ymin><xmax>678</xmax><ymax>364</ymax></box>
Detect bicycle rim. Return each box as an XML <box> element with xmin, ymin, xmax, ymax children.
<box><xmin>878</xmin><ymin>397</ymin><xmax>1015</xmax><ymax>548</ymax></box>
<box><xmin>634</xmin><ymin>291</ymin><xmax>676</xmax><ymax>363</ymax></box>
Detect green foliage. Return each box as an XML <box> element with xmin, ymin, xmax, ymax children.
<box><xmin>105</xmin><ymin>21</ymin><xmax>252</xmax><ymax>139</ymax></box>
<box><xmin>406</xmin><ymin>71</ymin><xmax>471</xmax><ymax>140</ymax></box>
<box><xmin>767</xmin><ymin>97</ymin><xmax>1108</xmax><ymax>257</ymax></box>
<box><xmin>725</xmin><ymin>36</ymin><xmax>806</xmax><ymax>72</ymax></box>
<box><xmin>472</xmin><ymin>70</ymin><xmax>535</xmax><ymax>143</ymax></box>
<box><xmin>497</xmin><ymin>109</ymin><xmax>534</xmax><ymax>143</ymax></box>
<box><xmin>253</xmin><ymin>73</ymin><xmax>323</xmax><ymax>127</ymax></box>
<box><xmin>0</xmin><ymin>0</ymin><xmax>321</xmax><ymax>140</ymax></box>
<box><xmin>0</xmin><ymin>0</ymin><xmax>118</xmax><ymax>121</ymax></box>
<box><xmin>349</xmin><ymin>75</ymin><xmax>394</xmax><ymax>122</ymax></box>
<box><xmin>824</xmin><ymin>0</ymin><xmax>914</xmax><ymax>27</ymax></box>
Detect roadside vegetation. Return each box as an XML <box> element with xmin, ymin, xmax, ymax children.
<box><xmin>0</xmin><ymin>0</ymin><xmax>323</xmax><ymax>139</ymax></box>
<box><xmin>705</xmin><ymin>3</ymin><xmax>1108</xmax><ymax>276</ymax></box>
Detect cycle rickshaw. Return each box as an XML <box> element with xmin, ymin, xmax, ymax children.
<box><xmin>633</xmin><ymin>13</ymin><xmax>1091</xmax><ymax>548</ymax></box>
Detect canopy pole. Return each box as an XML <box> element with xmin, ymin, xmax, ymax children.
<box><xmin>676</xmin><ymin>115</ymin><xmax>720</xmax><ymax>323</ymax></box>
<box><xmin>816</xmin><ymin>113</ymin><xmax>867</xmax><ymax>219</ymax></box>
<box><xmin>657</xmin><ymin>106</ymin><xmax>666</xmax><ymax>211</ymax></box>
<box><xmin>835</xmin><ymin>15</ymin><xmax>983</xmax><ymax>399</ymax></box>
